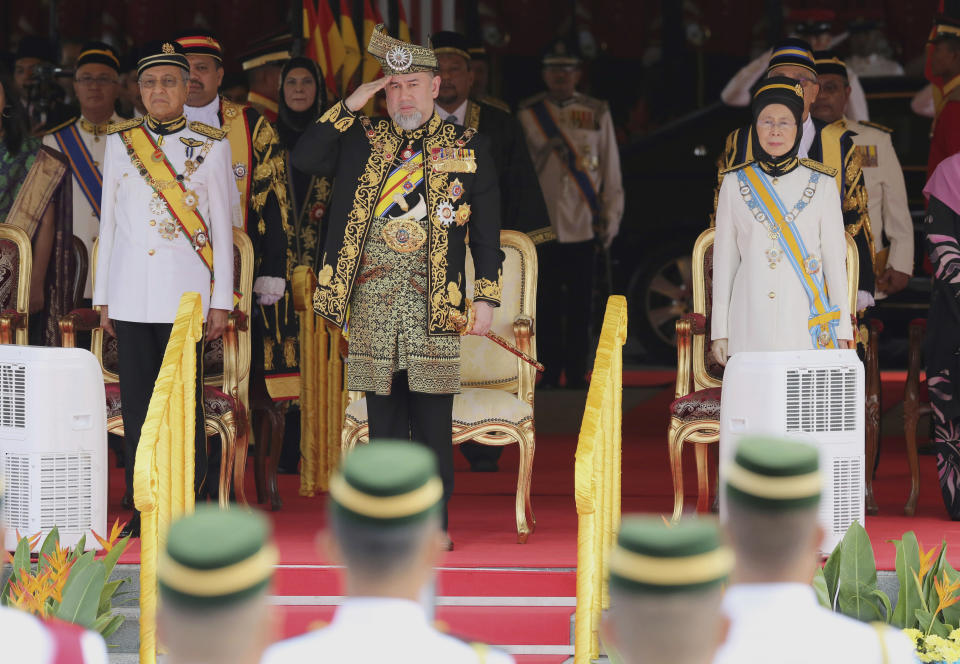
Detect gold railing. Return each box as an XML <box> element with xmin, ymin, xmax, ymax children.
<box><xmin>133</xmin><ymin>292</ymin><xmax>204</xmax><ymax>664</ymax></box>
<box><xmin>292</xmin><ymin>265</ymin><xmax>347</xmax><ymax>495</ymax></box>
<box><xmin>573</xmin><ymin>295</ymin><xmax>627</xmax><ymax>664</ymax></box>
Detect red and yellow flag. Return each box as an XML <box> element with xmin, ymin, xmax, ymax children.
<box><xmin>303</xmin><ymin>0</ymin><xmax>346</xmax><ymax>97</ymax></box>
<box><xmin>340</xmin><ymin>0</ymin><xmax>361</xmax><ymax>94</ymax></box>
<box><xmin>361</xmin><ymin>0</ymin><xmax>385</xmax><ymax>115</ymax></box>
<box><xmin>397</xmin><ymin>0</ymin><xmax>411</xmax><ymax>43</ymax></box>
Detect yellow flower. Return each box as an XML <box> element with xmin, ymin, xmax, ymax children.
<box><xmin>935</xmin><ymin>572</ymin><xmax>960</xmax><ymax>614</ymax></box>
<box><xmin>950</xmin><ymin>627</ymin><xmax>960</xmax><ymax>643</ymax></box>
<box><xmin>919</xmin><ymin>542</ymin><xmax>939</xmax><ymax>582</ymax></box>
<box><xmin>904</xmin><ymin>628</ymin><xmax>924</xmax><ymax>645</ymax></box>
<box><xmin>91</xmin><ymin>518</ymin><xmax>126</xmax><ymax>553</ymax></box>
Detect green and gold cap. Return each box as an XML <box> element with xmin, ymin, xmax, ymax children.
<box><xmin>159</xmin><ymin>506</ymin><xmax>277</xmax><ymax>608</ymax></box>
<box><xmin>609</xmin><ymin>516</ymin><xmax>733</xmax><ymax>593</ymax></box>
<box><xmin>329</xmin><ymin>440</ymin><xmax>443</xmax><ymax>525</ymax></box>
<box><xmin>367</xmin><ymin>24</ymin><xmax>438</xmax><ymax>75</ymax></box>
<box><xmin>725</xmin><ymin>436</ymin><xmax>822</xmax><ymax>510</ymax></box>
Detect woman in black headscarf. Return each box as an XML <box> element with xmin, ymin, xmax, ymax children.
<box><xmin>711</xmin><ymin>76</ymin><xmax>853</xmax><ymax>366</ymax></box>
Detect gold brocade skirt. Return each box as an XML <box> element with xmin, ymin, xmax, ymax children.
<box><xmin>346</xmin><ymin>216</ymin><xmax>460</xmax><ymax>395</ymax></box>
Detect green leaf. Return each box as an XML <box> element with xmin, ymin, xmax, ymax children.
<box><xmin>98</xmin><ymin>579</ymin><xmax>124</xmax><ymax>615</ymax></box>
<box><xmin>837</xmin><ymin>521</ymin><xmax>883</xmax><ymax>621</ymax></box>
<box><xmin>98</xmin><ymin>613</ymin><xmax>124</xmax><ymax>639</ymax></box>
<box><xmin>871</xmin><ymin>588</ymin><xmax>893</xmax><ymax>623</ymax></box>
<box><xmin>1</xmin><ymin>535</ymin><xmax>34</xmax><ymax>605</ymax></box>
<box><xmin>68</xmin><ymin>534</ymin><xmax>87</xmax><ymax>562</ymax></box>
<box><xmin>100</xmin><ymin>536</ymin><xmax>129</xmax><ymax>580</ymax></box>
<box><xmin>822</xmin><ymin>537</ymin><xmax>842</xmax><ymax>609</ymax></box>
<box><xmin>892</xmin><ymin>532</ymin><xmax>923</xmax><ymax>628</ymax></box>
<box><xmin>941</xmin><ymin>557</ymin><xmax>960</xmax><ymax>626</ymax></box>
<box><xmin>38</xmin><ymin>528</ymin><xmax>60</xmax><ymax>572</ymax></box>
<box><xmin>813</xmin><ymin>567</ymin><xmax>831</xmax><ymax>608</ymax></box>
<box><xmin>932</xmin><ymin>618</ymin><xmax>953</xmax><ymax>638</ymax></box>
<box><xmin>56</xmin><ymin>560</ymin><xmax>105</xmax><ymax>628</ymax></box>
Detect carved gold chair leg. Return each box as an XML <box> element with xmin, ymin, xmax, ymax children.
<box><xmin>864</xmin><ymin>322</ymin><xmax>881</xmax><ymax>515</ymax></box>
<box><xmin>205</xmin><ymin>416</ymin><xmax>235</xmax><ymax>509</ymax></box>
<box><xmin>695</xmin><ymin>443</ymin><xmax>710</xmax><ymax>514</ymax></box>
<box><xmin>669</xmin><ymin>418</ymin><xmax>685</xmax><ymax>521</ymax></box>
<box><xmin>903</xmin><ymin>320</ymin><xmax>925</xmax><ymax>516</ymax></box>
<box><xmin>515</xmin><ymin>425</ymin><xmax>536</xmax><ymax>543</ymax></box>
<box><xmin>230</xmin><ymin>404</ymin><xmax>250</xmax><ymax>506</ymax></box>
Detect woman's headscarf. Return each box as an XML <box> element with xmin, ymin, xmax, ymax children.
<box><xmin>277</xmin><ymin>57</ymin><xmax>326</xmax><ymax>151</ymax></box>
<box><xmin>751</xmin><ymin>76</ymin><xmax>805</xmax><ymax>177</ymax></box>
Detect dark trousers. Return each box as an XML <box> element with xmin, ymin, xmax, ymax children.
<box><xmin>366</xmin><ymin>371</ymin><xmax>454</xmax><ymax>530</ymax></box>
<box><xmin>538</xmin><ymin>240</ymin><xmax>595</xmax><ymax>384</ymax></box>
<box><xmin>115</xmin><ymin>321</ymin><xmax>207</xmax><ymax>506</ymax></box>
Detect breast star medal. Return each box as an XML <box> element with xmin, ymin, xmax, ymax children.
<box><xmin>454</xmin><ymin>203</ymin><xmax>471</xmax><ymax>226</ymax></box>
<box><xmin>182</xmin><ymin>190</ymin><xmax>199</xmax><ymax>210</ymax></box>
<box><xmin>447</xmin><ymin>178</ymin><xmax>464</xmax><ymax>202</ymax></box>
<box><xmin>149</xmin><ymin>194</ymin><xmax>167</xmax><ymax>216</ymax></box>
<box><xmin>436</xmin><ymin>201</ymin><xmax>455</xmax><ymax>227</ymax></box>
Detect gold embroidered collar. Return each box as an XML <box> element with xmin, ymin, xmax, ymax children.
<box><xmin>145</xmin><ymin>114</ymin><xmax>187</xmax><ymax>136</ymax></box>
<box><xmin>78</xmin><ymin>116</ymin><xmax>114</xmax><ymax>136</ymax></box>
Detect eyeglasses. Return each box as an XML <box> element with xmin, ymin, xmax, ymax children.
<box><xmin>75</xmin><ymin>76</ymin><xmax>118</xmax><ymax>87</ymax></box>
<box><xmin>796</xmin><ymin>76</ymin><xmax>819</xmax><ymax>88</ymax></box>
<box><xmin>139</xmin><ymin>77</ymin><xmax>181</xmax><ymax>90</ymax></box>
<box><xmin>757</xmin><ymin>119</ymin><xmax>797</xmax><ymax>132</ymax></box>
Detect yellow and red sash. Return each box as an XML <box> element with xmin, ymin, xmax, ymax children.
<box><xmin>123</xmin><ymin>127</ymin><xmax>214</xmax><ymax>274</ymax></box>
<box><xmin>374</xmin><ymin>152</ymin><xmax>424</xmax><ymax>217</ymax></box>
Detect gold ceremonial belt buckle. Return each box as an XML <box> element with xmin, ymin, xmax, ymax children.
<box><xmin>381</xmin><ymin>217</ymin><xmax>426</xmax><ymax>253</ymax></box>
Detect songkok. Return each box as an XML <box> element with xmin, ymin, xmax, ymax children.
<box><xmin>175</xmin><ymin>29</ymin><xmax>224</xmax><ymax>62</ymax></box>
<box><xmin>542</xmin><ymin>37</ymin><xmax>581</xmax><ymax>67</ymax></box>
<box><xmin>159</xmin><ymin>506</ymin><xmax>277</xmax><ymax>608</ymax></box>
<box><xmin>239</xmin><ymin>31</ymin><xmax>293</xmax><ymax>71</ymax></box>
<box><xmin>766</xmin><ymin>37</ymin><xmax>816</xmax><ymax>77</ymax></box>
<box><xmin>930</xmin><ymin>14</ymin><xmax>960</xmax><ymax>44</ymax></box>
<box><xmin>467</xmin><ymin>37</ymin><xmax>487</xmax><ymax>62</ymax></box>
<box><xmin>432</xmin><ymin>31</ymin><xmax>471</xmax><ymax>62</ymax></box>
<box><xmin>725</xmin><ymin>436</ymin><xmax>822</xmax><ymax>510</ymax></box>
<box><xmin>76</xmin><ymin>41</ymin><xmax>120</xmax><ymax>72</ymax></box>
<box><xmin>329</xmin><ymin>440</ymin><xmax>443</xmax><ymax>526</ymax></box>
<box><xmin>609</xmin><ymin>516</ymin><xmax>733</xmax><ymax>593</ymax></box>
<box><xmin>367</xmin><ymin>24</ymin><xmax>437</xmax><ymax>75</ymax></box>
<box><xmin>137</xmin><ymin>40</ymin><xmax>189</xmax><ymax>77</ymax></box>
<box><xmin>814</xmin><ymin>50</ymin><xmax>848</xmax><ymax>79</ymax></box>
<box><xmin>15</xmin><ymin>36</ymin><xmax>56</xmax><ymax>64</ymax></box>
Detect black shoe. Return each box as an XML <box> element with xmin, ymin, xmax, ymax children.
<box><xmin>469</xmin><ymin>458</ymin><xmax>499</xmax><ymax>473</ymax></box>
<box><xmin>121</xmin><ymin>492</ymin><xmax>134</xmax><ymax>511</ymax></box>
<box><xmin>119</xmin><ymin>513</ymin><xmax>141</xmax><ymax>539</ymax></box>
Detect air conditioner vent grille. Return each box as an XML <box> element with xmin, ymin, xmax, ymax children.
<box><xmin>831</xmin><ymin>456</ymin><xmax>864</xmax><ymax>534</ymax></box>
<box><xmin>0</xmin><ymin>362</ymin><xmax>26</xmax><ymax>430</ymax></box>
<box><xmin>39</xmin><ymin>454</ymin><xmax>94</xmax><ymax>531</ymax></box>
<box><xmin>785</xmin><ymin>366</ymin><xmax>857</xmax><ymax>432</ymax></box>
<box><xmin>1</xmin><ymin>453</ymin><xmax>29</xmax><ymax>531</ymax></box>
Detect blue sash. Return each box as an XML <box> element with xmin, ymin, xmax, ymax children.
<box><xmin>528</xmin><ymin>101</ymin><xmax>599</xmax><ymax>214</ymax></box>
<box><xmin>736</xmin><ymin>165</ymin><xmax>840</xmax><ymax>349</ymax></box>
<box><xmin>52</xmin><ymin>124</ymin><xmax>102</xmax><ymax>218</ymax></box>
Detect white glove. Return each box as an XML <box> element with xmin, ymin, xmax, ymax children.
<box><xmin>254</xmin><ymin>276</ymin><xmax>286</xmax><ymax>306</ymax></box>
<box><xmin>711</xmin><ymin>339</ymin><xmax>728</xmax><ymax>367</ymax></box>
<box><xmin>856</xmin><ymin>289</ymin><xmax>875</xmax><ymax>312</ymax></box>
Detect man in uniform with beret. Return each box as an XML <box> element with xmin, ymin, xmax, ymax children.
<box><xmin>715</xmin><ymin>436</ymin><xmax>916</xmax><ymax>663</ymax></box>
<box><xmin>602</xmin><ymin>516</ymin><xmax>732</xmax><ymax>664</ymax></box>
<box><xmin>262</xmin><ymin>441</ymin><xmax>513</xmax><ymax>663</ymax></box>
<box><xmin>158</xmin><ymin>506</ymin><xmax>277</xmax><ymax>664</ymax></box>
<box><xmin>518</xmin><ymin>39</ymin><xmax>623</xmax><ymax>389</ymax></box>
<box><xmin>713</xmin><ymin>37</ymin><xmax>876</xmax><ymax>309</ymax></box>
<box><xmin>811</xmin><ymin>51</ymin><xmax>913</xmax><ymax>298</ymax></box>
<box><xmin>432</xmin><ymin>29</ymin><xmax>548</xmax><ymax>472</ymax></box>
<box><xmin>95</xmin><ymin>41</ymin><xmax>235</xmax><ymax>535</ymax></box>
<box><xmin>293</xmin><ymin>26</ymin><xmax>503</xmax><ymax>545</ymax></box>
<box><xmin>175</xmin><ymin>29</ymin><xmax>290</xmax><ymax>399</ymax></box>
<box><xmin>43</xmin><ymin>41</ymin><xmax>124</xmax><ymax>301</ymax></box>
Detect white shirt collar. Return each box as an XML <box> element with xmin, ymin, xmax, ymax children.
<box><xmin>185</xmin><ymin>96</ymin><xmax>222</xmax><ymax>128</ymax></box>
<box><xmin>723</xmin><ymin>582</ymin><xmax>818</xmax><ymax>611</ymax></box>
<box><xmin>798</xmin><ymin>114</ymin><xmax>815</xmax><ymax>159</ymax></box>
<box><xmin>435</xmin><ymin>99</ymin><xmax>468</xmax><ymax>125</ymax></box>
<box><xmin>333</xmin><ymin>597</ymin><xmax>430</xmax><ymax>627</ymax></box>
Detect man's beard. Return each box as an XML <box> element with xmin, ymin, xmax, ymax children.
<box><xmin>393</xmin><ymin>109</ymin><xmax>424</xmax><ymax>130</ymax></box>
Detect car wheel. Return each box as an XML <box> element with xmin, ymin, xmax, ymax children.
<box><xmin>628</xmin><ymin>242</ymin><xmax>695</xmax><ymax>362</ymax></box>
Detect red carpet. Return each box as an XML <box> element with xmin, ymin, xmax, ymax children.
<box><xmin>104</xmin><ymin>373</ymin><xmax>960</xmax><ymax>657</ymax></box>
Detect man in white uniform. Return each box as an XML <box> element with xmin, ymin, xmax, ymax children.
<box><xmin>715</xmin><ymin>436</ymin><xmax>917</xmax><ymax>664</ymax></box>
<box><xmin>601</xmin><ymin>516</ymin><xmax>732</xmax><ymax>664</ymax></box>
<box><xmin>94</xmin><ymin>40</ymin><xmax>234</xmax><ymax>536</ymax></box>
<box><xmin>261</xmin><ymin>441</ymin><xmax>514</xmax><ymax>664</ymax></box>
<box><xmin>42</xmin><ymin>41</ymin><xmax>123</xmax><ymax>300</ymax></box>
<box><xmin>811</xmin><ymin>51</ymin><xmax>914</xmax><ymax>297</ymax></box>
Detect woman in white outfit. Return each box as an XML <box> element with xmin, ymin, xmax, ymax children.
<box><xmin>712</xmin><ymin>76</ymin><xmax>853</xmax><ymax>366</ymax></box>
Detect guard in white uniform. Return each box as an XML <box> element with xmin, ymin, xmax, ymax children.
<box><xmin>809</xmin><ymin>51</ymin><xmax>914</xmax><ymax>297</ymax></box>
<box><xmin>42</xmin><ymin>41</ymin><xmax>124</xmax><ymax>300</ymax></box>
<box><xmin>602</xmin><ymin>516</ymin><xmax>733</xmax><ymax>664</ymax></box>
<box><xmin>94</xmin><ymin>41</ymin><xmax>234</xmax><ymax>536</ymax></box>
<box><xmin>712</xmin><ymin>78</ymin><xmax>852</xmax><ymax>365</ymax></box>
<box><xmin>718</xmin><ymin>436</ymin><xmax>918</xmax><ymax>664</ymax></box>
<box><xmin>261</xmin><ymin>442</ymin><xmax>514</xmax><ymax>664</ymax></box>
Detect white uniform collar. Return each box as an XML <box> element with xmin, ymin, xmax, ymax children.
<box><xmin>333</xmin><ymin>597</ymin><xmax>430</xmax><ymax>627</ymax></box>
<box><xmin>185</xmin><ymin>96</ymin><xmax>222</xmax><ymax>128</ymax></box>
<box><xmin>436</xmin><ymin>99</ymin><xmax>468</xmax><ymax>125</ymax></box>
<box><xmin>723</xmin><ymin>582</ymin><xmax>818</xmax><ymax>611</ymax></box>
<box><xmin>798</xmin><ymin>114</ymin><xmax>815</xmax><ymax>159</ymax></box>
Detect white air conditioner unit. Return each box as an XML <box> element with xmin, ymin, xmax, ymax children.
<box><xmin>718</xmin><ymin>349</ymin><xmax>864</xmax><ymax>553</ymax></box>
<box><xmin>0</xmin><ymin>346</ymin><xmax>107</xmax><ymax>551</ymax></box>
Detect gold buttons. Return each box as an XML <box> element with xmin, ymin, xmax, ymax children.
<box><xmin>768</xmin><ymin>291</ymin><xmax>776</xmax><ymax>299</ymax></box>
<box><xmin>148</xmin><ymin>249</ymin><xmax>155</xmax><ymax>256</ymax></box>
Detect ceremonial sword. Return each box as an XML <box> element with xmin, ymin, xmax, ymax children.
<box><xmin>450</xmin><ymin>300</ymin><xmax>546</xmax><ymax>374</ymax></box>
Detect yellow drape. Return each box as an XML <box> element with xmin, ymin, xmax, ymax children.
<box><xmin>134</xmin><ymin>292</ymin><xmax>204</xmax><ymax>664</ymax></box>
<box><xmin>573</xmin><ymin>295</ymin><xmax>627</xmax><ymax>664</ymax></box>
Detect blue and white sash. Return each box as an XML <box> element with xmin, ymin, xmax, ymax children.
<box><xmin>52</xmin><ymin>124</ymin><xmax>102</xmax><ymax>217</ymax></box>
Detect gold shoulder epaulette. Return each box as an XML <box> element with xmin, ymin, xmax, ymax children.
<box><xmin>189</xmin><ymin>121</ymin><xmax>227</xmax><ymax>140</ymax></box>
<box><xmin>480</xmin><ymin>96</ymin><xmax>511</xmax><ymax>113</ymax></box>
<box><xmin>719</xmin><ymin>160</ymin><xmax>752</xmax><ymax>175</ymax></box>
<box><xmin>579</xmin><ymin>94</ymin><xmax>608</xmax><ymax>116</ymax></box>
<box><xmin>44</xmin><ymin>117</ymin><xmax>78</xmax><ymax>135</ymax></box>
<box><xmin>106</xmin><ymin>117</ymin><xmax>144</xmax><ymax>134</ymax></box>
<box><xmin>859</xmin><ymin>120</ymin><xmax>893</xmax><ymax>134</ymax></box>
<box><xmin>517</xmin><ymin>92</ymin><xmax>546</xmax><ymax>110</ymax></box>
<box><xmin>800</xmin><ymin>158</ymin><xmax>838</xmax><ymax>177</ymax></box>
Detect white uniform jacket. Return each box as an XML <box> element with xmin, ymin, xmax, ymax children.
<box><xmin>714</xmin><ymin>583</ymin><xmax>918</xmax><ymax>664</ymax></box>
<box><xmin>42</xmin><ymin>114</ymin><xmax>121</xmax><ymax>299</ymax></box>
<box><xmin>518</xmin><ymin>92</ymin><xmax>624</xmax><ymax>244</ymax></box>
<box><xmin>0</xmin><ymin>605</ymin><xmax>108</xmax><ymax>663</ymax></box>
<box><xmin>712</xmin><ymin>161</ymin><xmax>853</xmax><ymax>354</ymax></box>
<box><xmin>260</xmin><ymin>598</ymin><xmax>515</xmax><ymax>664</ymax></box>
<box><xmin>93</xmin><ymin>120</ymin><xmax>234</xmax><ymax>323</ymax></box>
<box><xmin>846</xmin><ymin>118</ymin><xmax>914</xmax><ymax>280</ymax></box>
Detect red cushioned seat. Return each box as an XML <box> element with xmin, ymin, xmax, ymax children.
<box><xmin>669</xmin><ymin>387</ymin><xmax>722</xmax><ymax>422</ymax></box>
